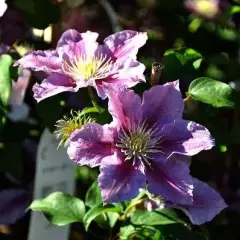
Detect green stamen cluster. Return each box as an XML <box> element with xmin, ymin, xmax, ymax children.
<box><xmin>55</xmin><ymin>110</ymin><xmax>94</xmax><ymax>148</ymax></box>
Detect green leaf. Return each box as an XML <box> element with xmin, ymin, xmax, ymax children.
<box><xmin>220</xmin><ymin>6</ymin><xmax>240</xmax><ymax>24</ymax></box>
<box><xmin>83</xmin><ymin>204</ymin><xmax>121</xmax><ymax>231</ymax></box>
<box><xmin>75</xmin><ymin>166</ymin><xmax>98</xmax><ymax>183</ymax></box>
<box><xmin>119</xmin><ymin>225</ymin><xmax>136</xmax><ymax>240</ymax></box>
<box><xmin>188</xmin><ymin>77</ymin><xmax>235</xmax><ymax>108</ymax></box>
<box><xmin>29</xmin><ymin>192</ymin><xmax>85</xmax><ymax>226</ymax></box>
<box><xmin>188</xmin><ymin>17</ymin><xmax>202</xmax><ymax>33</ymax></box>
<box><xmin>164</xmin><ymin>48</ymin><xmax>202</xmax><ymax>68</ymax></box>
<box><xmin>85</xmin><ymin>181</ymin><xmax>102</xmax><ymax>208</ymax></box>
<box><xmin>130</xmin><ymin>209</ymin><xmax>181</xmax><ymax>226</ymax></box>
<box><xmin>119</xmin><ymin>225</ymin><xmax>162</xmax><ymax>240</ymax></box>
<box><xmin>107</xmin><ymin>212</ymin><xmax>119</xmax><ymax>228</ymax></box>
<box><xmin>217</xmin><ymin>27</ymin><xmax>239</xmax><ymax>41</ymax></box>
<box><xmin>0</xmin><ymin>55</ymin><xmax>12</xmax><ymax>106</ymax></box>
<box><xmin>162</xmin><ymin>48</ymin><xmax>202</xmax><ymax>81</ymax></box>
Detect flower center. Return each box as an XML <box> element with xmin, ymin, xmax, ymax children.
<box><xmin>62</xmin><ymin>54</ymin><xmax>115</xmax><ymax>81</ymax></box>
<box><xmin>127</xmin><ymin>134</ymin><xmax>147</xmax><ymax>153</ymax></box>
<box><xmin>55</xmin><ymin>110</ymin><xmax>94</xmax><ymax>147</ymax></box>
<box><xmin>116</xmin><ymin>122</ymin><xmax>164</xmax><ymax>167</ymax></box>
<box><xmin>195</xmin><ymin>0</ymin><xmax>218</xmax><ymax>17</ymax></box>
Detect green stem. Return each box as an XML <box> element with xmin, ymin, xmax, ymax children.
<box><xmin>184</xmin><ymin>95</ymin><xmax>191</xmax><ymax>102</ymax></box>
<box><xmin>119</xmin><ymin>199</ymin><xmax>143</xmax><ymax>221</ymax></box>
<box><xmin>88</xmin><ymin>87</ymin><xmax>102</xmax><ymax>113</ymax></box>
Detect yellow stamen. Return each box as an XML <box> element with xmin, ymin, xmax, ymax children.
<box><xmin>14</xmin><ymin>42</ymin><xmax>34</xmax><ymax>57</ymax></box>
<box><xmin>55</xmin><ymin>110</ymin><xmax>94</xmax><ymax>148</ymax></box>
<box><xmin>195</xmin><ymin>0</ymin><xmax>219</xmax><ymax>17</ymax></box>
<box><xmin>62</xmin><ymin>53</ymin><xmax>115</xmax><ymax>81</ymax></box>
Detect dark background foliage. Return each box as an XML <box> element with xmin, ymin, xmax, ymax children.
<box><xmin>0</xmin><ymin>0</ymin><xmax>240</xmax><ymax>239</ymax></box>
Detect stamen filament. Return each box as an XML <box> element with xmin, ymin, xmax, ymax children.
<box><xmin>62</xmin><ymin>53</ymin><xmax>115</xmax><ymax>81</ymax></box>
<box><xmin>116</xmin><ymin>121</ymin><xmax>165</xmax><ymax>168</ymax></box>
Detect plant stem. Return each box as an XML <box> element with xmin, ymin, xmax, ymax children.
<box><xmin>88</xmin><ymin>87</ymin><xmax>102</xmax><ymax>113</ymax></box>
<box><xmin>120</xmin><ymin>199</ymin><xmax>143</xmax><ymax>221</ymax></box>
<box><xmin>184</xmin><ymin>95</ymin><xmax>191</xmax><ymax>102</ymax></box>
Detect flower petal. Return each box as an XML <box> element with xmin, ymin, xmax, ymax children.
<box><xmin>104</xmin><ymin>59</ymin><xmax>146</xmax><ymax>86</ymax></box>
<box><xmin>67</xmin><ymin>123</ymin><xmax>115</xmax><ymax>167</ymax></box>
<box><xmin>116</xmin><ymin>59</ymin><xmax>146</xmax><ymax>87</ymax></box>
<box><xmin>146</xmin><ymin>155</ymin><xmax>193</xmax><ymax>205</ymax></box>
<box><xmin>0</xmin><ymin>189</ymin><xmax>30</xmax><ymax>225</ymax></box>
<box><xmin>161</xmin><ymin>120</ymin><xmax>215</xmax><ymax>157</ymax></box>
<box><xmin>57</xmin><ymin>30</ymin><xmax>99</xmax><ymax>61</ymax></box>
<box><xmin>104</xmin><ymin>30</ymin><xmax>147</xmax><ymax>60</ymax></box>
<box><xmin>33</xmin><ymin>73</ymin><xmax>76</xmax><ymax>102</ymax></box>
<box><xmin>142</xmin><ymin>81</ymin><xmax>184</xmax><ymax>126</ymax></box>
<box><xmin>94</xmin><ymin>58</ymin><xmax>145</xmax><ymax>100</ymax></box>
<box><xmin>106</xmin><ymin>86</ymin><xmax>142</xmax><ymax>128</ymax></box>
<box><xmin>94</xmin><ymin>82</ymin><xmax>109</xmax><ymax>100</ymax></box>
<box><xmin>176</xmin><ymin>178</ymin><xmax>227</xmax><ymax>225</ymax></box>
<box><xmin>98</xmin><ymin>152</ymin><xmax>146</xmax><ymax>203</ymax></box>
<box><xmin>0</xmin><ymin>0</ymin><xmax>7</xmax><ymax>17</ymax></box>
<box><xmin>57</xmin><ymin>29</ymin><xmax>99</xmax><ymax>48</ymax></box>
<box><xmin>14</xmin><ymin>50</ymin><xmax>62</xmax><ymax>72</ymax></box>
<box><xmin>9</xmin><ymin>69</ymin><xmax>31</xmax><ymax>106</ymax></box>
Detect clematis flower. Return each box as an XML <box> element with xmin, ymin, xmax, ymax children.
<box><xmin>67</xmin><ymin>80</ymin><xmax>215</xmax><ymax>204</ymax></box>
<box><xmin>145</xmin><ymin>177</ymin><xmax>227</xmax><ymax>225</ymax></box>
<box><xmin>0</xmin><ymin>189</ymin><xmax>30</xmax><ymax>225</ymax></box>
<box><xmin>184</xmin><ymin>0</ymin><xmax>220</xmax><ymax>19</ymax></box>
<box><xmin>7</xmin><ymin>69</ymin><xmax>31</xmax><ymax>122</ymax></box>
<box><xmin>0</xmin><ymin>7</ymin><xmax>28</xmax><ymax>46</ymax></box>
<box><xmin>0</xmin><ymin>0</ymin><xmax>7</xmax><ymax>17</ymax></box>
<box><xmin>14</xmin><ymin>29</ymin><xmax>147</xmax><ymax>102</ymax></box>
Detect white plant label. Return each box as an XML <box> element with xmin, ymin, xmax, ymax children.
<box><xmin>28</xmin><ymin>128</ymin><xmax>75</xmax><ymax>240</ymax></box>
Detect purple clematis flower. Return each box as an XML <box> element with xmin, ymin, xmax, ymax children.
<box><xmin>145</xmin><ymin>177</ymin><xmax>227</xmax><ymax>225</ymax></box>
<box><xmin>14</xmin><ymin>29</ymin><xmax>147</xmax><ymax>102</ymax></box>
<box><xmin>172</xmin><ymin>178</ymin><xmax>227</xmax><ymax>225</ymax></box>
<box><xmin>67</xmin><ymin>80</ymin><xmax>215</xmax><ymax>205</ymax></box>
<box><xmin>0</xmin><ymin>189</ymin><xmax>30</xmax><ymax>225</ymax></box>
<box><xmin>0</xmin><ymin>7</ymin><xmax>28</xmax><ymax>46</ymax></box>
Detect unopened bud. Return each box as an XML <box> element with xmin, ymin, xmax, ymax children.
<box><xmin>150</xmin><ymin>62</ymin><xmax>164</xmax><ymax>86</ymax></box>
